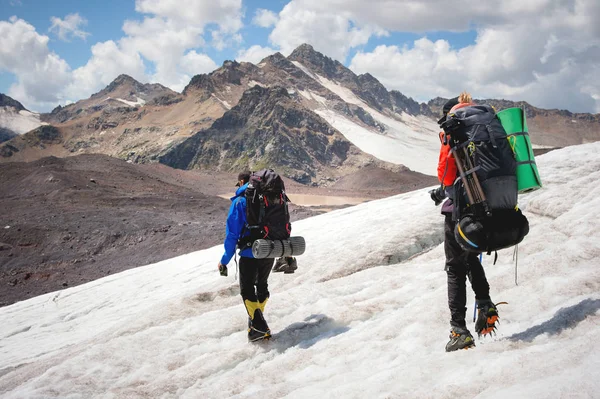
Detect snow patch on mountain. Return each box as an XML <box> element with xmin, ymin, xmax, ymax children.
<box><xmin>211</xmin><ymin>93</ymin><xmax>232</xmax><ymax>109</ymax></box>
<box><xmin>104</xmin><ymin>96</ymin><xmax>146</xmax><ymax>107</ymax></box>
<box><xmin>290</xmin><ymin>61</ymin><xmax>440</xmax><ymax>175</ymax></box>
<box><xmin>314</xmin><ymin>109</ymin><xmax>436</xmax><ymax>174</ymax></box>
<box><xmin>0</xmin><ymin>108</ymin><xmax>44</xmax><ymax>135</ymax></box>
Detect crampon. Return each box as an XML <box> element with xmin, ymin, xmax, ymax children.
<box><xmin>475</xmin><ymin>301</ymin><xmax>508</xmax><ymax>337</ymax></box>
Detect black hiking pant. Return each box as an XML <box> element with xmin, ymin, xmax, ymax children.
<box><xmin>444</xmin><ymin>214</ymin><xmax>490</xmax><ymax>329</ymax></box>
<box><xmin>239</xmin><ymin>257</ymin><xmax>274</xmax><ymax>303</ymax></box>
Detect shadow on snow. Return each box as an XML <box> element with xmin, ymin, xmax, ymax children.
<box><xmin>269</xmin><ymin>314</ymin><xmax>350</xmax><ymax>352</ymax></box>
<box><xmin>507</xmin><ymin>298</ymin><xmax>600</xmax><ymax>343</ymax></box>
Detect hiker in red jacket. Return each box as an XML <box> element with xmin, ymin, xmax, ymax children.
<box><xmin>430</xmin><ymin>92</ymin><xmax>499</xmax><ymax>352</ymax></box>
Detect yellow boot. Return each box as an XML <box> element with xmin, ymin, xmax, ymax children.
<box><xmin>258</xmin><ymin>298</ymin><xmax>268</xmax><ymax>314</ymax></box>
<box><xmin>244</xmin><ymin>299</ymin><xmax>270</xmax><ymax>342</ymax></box>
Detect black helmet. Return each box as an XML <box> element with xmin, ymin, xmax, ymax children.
<box><xmin>437</xmin><ymin>96</ymin><xmax>460</xmax><ymax>125</ymax></box>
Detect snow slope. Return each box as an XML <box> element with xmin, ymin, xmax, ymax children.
<box><xmin>1</xmin><ymin>143</ymin><xmax>599</xmax><ymax>398</ymax></box>
<box><xmin>0</xmin><ymin>108</ymin><xmax>44</xmax><ymax>135</ymax></box>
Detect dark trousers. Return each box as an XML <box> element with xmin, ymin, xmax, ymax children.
<box><xmin>444</xmin><ymin>215</ymin><xmax>490</xmax><ymax>328</ymax></box>
<box><xmin>239</xmin><ymin>257</ymin><xmax>274</xmax><ymax>303</ymax></box>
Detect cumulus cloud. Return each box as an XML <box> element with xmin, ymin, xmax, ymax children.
<box><xmin>0</xmin><ymin>17</ymin><xmax>71</xmax><ymax>110</ymax></box>
<box><xmin>269</xmin><ymin>0</ymin><xmax>386</xmax><ymax>61</ymax></box>
<box><xmin>49</xmin><ymin>13</ymin><xmax>90</xmax><ymax>41</ymax></box>
<box><xmin>112</xmin><ymin>0</ymin><xmax>244</xmax><ymax>89</ymax></box>
<box><xmin>236</xmin><ymin>45</ymin><xmax>277</xmax><ymax>64</ymax></box>
<box><xmin>253</xmin><ymin>9</ymin><xmax>278</xmax><ymax>28</ymax></box>
<box><xmin>174</xmin><ymin>50</ymin><xmax>219</xmax><ymax>91</ymax></box>
<box><xmin>134</xmin><ymin>0</ymin><xmax>243</xmax><ymax>48</ymax></box>
<box><xmin>350</xmin><ymin>6</ymin><xmax>600</xmax><ymax>113</ymax></box>
<box><xmin>0</xmin><ymin>0</ymin><xmax>243</xmax><ymax>110</ymax></box>
<box><xmin>65</xmin><ymin>40</ymin><xmax>146</xmax><ymax>101</ymax></box>
<box><xmin>180</xmin><ymin>51</ymin><xmax>218</xmax><ymax>75</ymax></box>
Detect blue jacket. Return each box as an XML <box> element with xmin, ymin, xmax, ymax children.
<box><xmin>220</xmin><ymin>183</ymin><xmax>254</xmax><ymax>265</ymax></box>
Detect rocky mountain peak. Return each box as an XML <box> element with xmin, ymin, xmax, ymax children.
<box><xmin>390</xmin><ymin>90</ymin><xmax>423</xmax><ymax>115</ymax></box>
<box><xmin>288</xmin><ymin>43</ymin><xmax>354</xmax><ymax>81</ymax></box>
<box><xmin>0</xmin><ymin>93</ymin><xmax>25</xmax><ymax>111</ymax></box>
<box><xmin>261</xmin><ymin>52</ymin><xmax>292</xmax><ymax>68</ymax></box>
<box><xmin>261</xmin><ymin>52</ymin><xmax>286</xmax><ymax>63</ymax></box>
<box><xmin>288</xmin><ymin>43</ymin><xmax>319</xmax><ymax>59</ymax></box>
<box><xmin>357</xmin><ymin>73</ymin><xmax>392</xmax><ymax>110</ymax></box>
<box><xmin>102</xmin><ymin>74</ymin><xmax>144</xmax><ymax>94</ymax></box>
<box><xmin>211</xmin><ymin>60</ymin><xmax>244</xmax><ymax>85</ymax></box>
<box><xmin>182</xmin><ymin>74</ymin><xmax>214</xmax><ymax>96</ymax></box>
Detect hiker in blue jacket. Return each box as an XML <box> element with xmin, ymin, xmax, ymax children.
<box><xmin>218</xmin><ymin>171</ymin><xmax>274</xmax><ymax>341</ymax></box>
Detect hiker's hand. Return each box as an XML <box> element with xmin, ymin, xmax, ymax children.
<box><xmin>218</xmin><ymin>262</ymin><xmax>228</xmax><ymax>277</ymax></box>
<box><xmin>429</xmin><ymin>186</ymin><xmax>445</xmax><ymax>206</ymax></box>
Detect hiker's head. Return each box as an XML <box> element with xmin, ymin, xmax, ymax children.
<box><xmin>438</xmin><ymin>96</ymin><xmax>459</xmax><ymax>125</ymax></box>
<box><xmin>236</xmin><ymin>171</ymin><xmax>251</xmax><ymax>187</ymax></box>
<box><xmin>458</xmin><ymin>91</ymin><xmax>472</xmax><ymax>104</ymax></box>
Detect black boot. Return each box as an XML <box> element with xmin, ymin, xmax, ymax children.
<box><xmin>245</xmin><ymin>299</ymin><xmax>271</xmax><ymax>342</ymax></box>
<box><xmin>248</xmin><ymin>309</ymin><xmax>271</xmax><ymax>342</ymax></box>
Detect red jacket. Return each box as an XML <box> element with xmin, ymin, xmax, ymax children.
<box><xmin>437</xmin><ymin>131</ymin><xmax>456</xmax><ymax>187</ymax></box>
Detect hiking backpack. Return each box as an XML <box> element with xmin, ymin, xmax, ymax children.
<box><xmin>238</xmin><ymin>169</ymin><xmax>291</xmax><ymax>250</ymax></box>
<box><xmin>442</xmin><ymin>104</ymin><xmax>529</xmax><ymax>253</ymax></box>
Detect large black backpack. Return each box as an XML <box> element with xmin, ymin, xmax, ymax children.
<box><xmin>238</xmin><ymin>169</ymin><xmax>291</xmax><ymax>250</ymax></box>
<box><xmin>442</xmin><ymin>104</ymin><xmax>529</xmax><ymax>253</ymax></box>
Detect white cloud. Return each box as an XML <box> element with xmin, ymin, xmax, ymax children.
<box><xmin>114</xmin><ymin>1</ymin><xmax>244</xmax><ymax>89</ymax></box>
<box><xmin>180</xmin><ymin>51</ymin><xmax>218</xmax><ymax>76</ymax></box>
<box><xmin>347</xmin><ymin>1</ymin><xmax>600</xmax><ymax>113</ymax></box>
<box><xmin>49</xmin><ymin>13</ymin><xmax>90</xmax><ymax>41</ymax></box>
<box><xmin>253</xmin><ymin>9</ymin><xmax>278</xmax><ymax>28</ymax></box>
<box><xmin>274</xmin><ymin>0</ymin><xmax>563</xmax><ymax>33</ymax></box>
<box><xmin>171</xmin><ymin>50</ymin><xmax>220</xmax><ymax>92</ymax></box>
<box><xmin>0</xmin><ymin>17</ymin><xmax>71</xmax><ymax>110</ymax></box>
<box><xmin>134</xmin><ymin>0</ymin><xmax>243</xmax><ymax>48</ymax></box>
<box><xmin>120</xmin><ymin>16</ymin><xmax>204</xmax><ymax>87</ymax></box>
<box><xmin>66</xmin><ymin>40</ymin><xmax>147</xmax><ymax>101</ymax></box>
<box><xmin>0</xmin><ymin>0</ymin><xmax>238</xmax><ymax>109</ymax></box>
<box><xmin>269</xmin><ymin>0</ymin><xmax>386</xmax><ymax>61</ymax></box>
<box><xmin>236</xmin><ymin>45</ymin><xmax>277</xmax><ymax>64</ymax></box>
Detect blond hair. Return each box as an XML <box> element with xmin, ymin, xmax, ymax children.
<box><xmin>458</xmin><ymin>91</ymin><xmax>472</xmax><ymax>104</ymax></box>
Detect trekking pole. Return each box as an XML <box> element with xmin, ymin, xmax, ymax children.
<box><xmin>451</xmin><ymin>147</ymin><xmax>477</xmax><ymax>206</ymax></box>
<box><xmin>461</xmin><ymin>146</ymin><xmax>490</xmax><ymax>216</ymax></box>
<box><xmin>452</xmin><ymin>145</ymin><xmax>491</xmax><ymax>217</ymax></box>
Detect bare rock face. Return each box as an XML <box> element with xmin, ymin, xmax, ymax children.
<box><xmin>0</xmin><ymin>127</ymin><xmax>17</xmax><ymax>143</ymax></box>
<box><xmin>0</xmin><ymin>93</ymin><xmax>25</xmax><ymax>111</ymax></box>
<box><xmin>159</xmin><ymin>85</ymin><xmax>360</xmax><ymax>184</ymax></box>
<box><xmin>390</xmin><ymin>90</ymin><xmax>425</xmax><ymax>115</ymax></box>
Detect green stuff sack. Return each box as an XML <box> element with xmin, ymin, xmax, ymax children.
<box><xmin>496</xmin><ymin>107</ymin><xmax>542</xmax><ymax>193</ymax></box>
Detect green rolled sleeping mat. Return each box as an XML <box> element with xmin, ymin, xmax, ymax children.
<box><xmin>496</xmin><ymin>107</ymin><xmax>542</xmax><ymax>193</ymax></box>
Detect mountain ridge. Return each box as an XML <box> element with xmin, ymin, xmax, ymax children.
<box><xmin>1</xmin><ymin>43</ymin><xmax>599</xmax><ymax>179</ymax></box>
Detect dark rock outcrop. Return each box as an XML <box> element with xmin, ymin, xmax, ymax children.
<box><xmin>160</xmin><ymin>85</ymin><xmax>353</xmax><ymax>183</ymax></box>
<box><xmin>0</xmin><ymin>93</ymin><xmax>26</xmax><ymax>111</ymax></box>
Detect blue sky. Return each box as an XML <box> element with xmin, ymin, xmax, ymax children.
<box><xmin>1</xmin><ymin>0</ymin><xmax>598</xmax><ymax>113</ymax></box>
